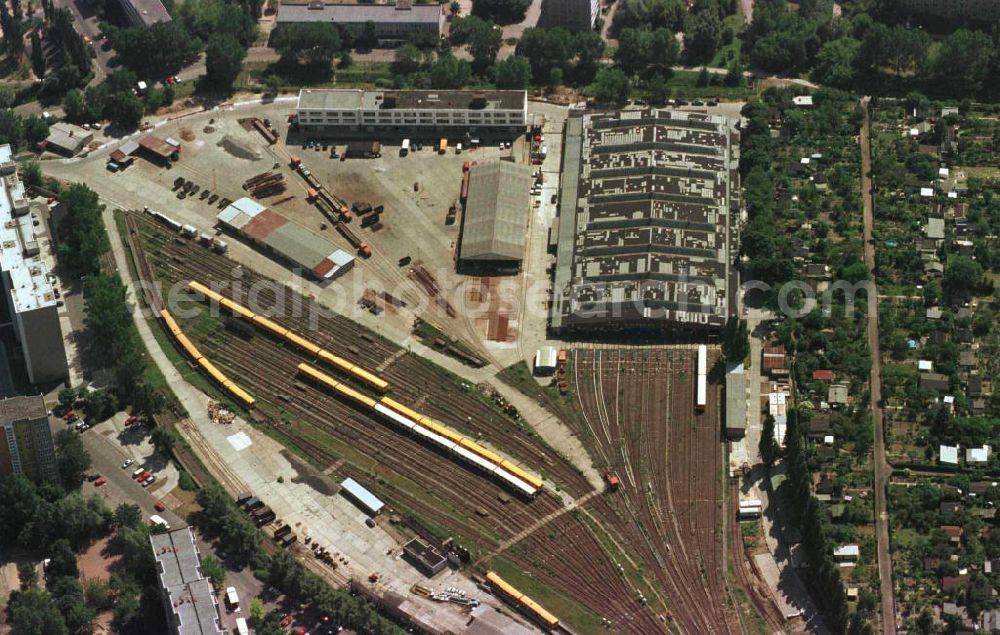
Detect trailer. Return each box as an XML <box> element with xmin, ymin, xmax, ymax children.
<box><xmin>280</xmin><ymin>533</ymin><xmax>298</xmax><ymax>547</ymax></box>
<box><xmin>251</xmin><ymin>118</ymin><xmax>278</xmax><ymax>144</ymax></box>
<box><xmin>460</xmin><ymin>171</ymin><xmax>470</xmax><ymax>201</ymax></box>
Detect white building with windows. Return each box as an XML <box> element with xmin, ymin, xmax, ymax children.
<box><xmin>295</xmin><ymin>89</ymin><xmax>528</xmax><ymax>136</ymax></box>
<box><xmin>0</xmin><ymin>145</ymin><xmax>68</xmax><ymax>385</ymax></box>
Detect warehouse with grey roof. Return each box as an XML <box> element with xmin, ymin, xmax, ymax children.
<box><xmin>550</xmin><ymin>109</ymin><xmax>740</xmax><ymax>335</ymax></box>
<box><xmin>459</xmin><ymin>161</ymin><xmax>533</xmax><ymax>271</ymax></box>
<box><xmin>275</xmin><ymin>1</ymin><xmax>442</xmax><ymax>42</ymax></box>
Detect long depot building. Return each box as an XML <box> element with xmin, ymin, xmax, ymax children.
<box><xmin>295</xmin><ymin>89</ymin><xmax>527</xmax><ymax>137</ymax></box>
<box><xmin>550</xmin><ymin>109</ymin><xmax>740</xmax><ymax>336</ymax></box>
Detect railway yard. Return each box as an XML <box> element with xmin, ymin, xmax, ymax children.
<box><xmin>39</xmin><ymin>96</ymin><xmax>771</xmax><ymax>633</ymax></box>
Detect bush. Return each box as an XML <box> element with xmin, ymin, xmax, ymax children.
<box><xmin>178</xmin><ymin>471</ymin><xmax>198</xmax><ymax>491</ymax></box>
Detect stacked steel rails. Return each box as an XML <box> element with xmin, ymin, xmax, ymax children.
<box><xmin>186</xmin><ymin>280</ymin><xmax>388</xmax><ymax>392</ymax></box>
<box><xmin>298</xmin><ymin>363</ymin><xmax>541</xmax><ymax>497</ymax></box>
<box><xmin>159</xmin><ymin>309</ymin><xmax>256</xmax><ymax>408</ymax></box>
<box><xmin>485</xmin><ymin>571</ymin><xmax>560</xmax><ymax>630</ymax></box>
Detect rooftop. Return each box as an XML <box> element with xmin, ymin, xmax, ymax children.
<box><xmin>217</xmin><ymin>198</ymin><xmax>352</xmax><ymax>279</ymax></box>
<box><xmin>460</xmin><ymin>161</ymin><xmax>533</xmax><ymax>262</ymax></box>
<box><xmin>277</xmin><ymin>2</ymin><xmax>441</xmax><ymax>25</ymax></box>
<box><xmin>340</xmin><ymin>477</ymin><xmax>384</xmax><ymax>514</ymax></box>
<box><xmin>550</xmin><ymin>108</ymin><xmax>738</xmax><ymax>333</ymax></box>
<box><xmin>123</xmin><ymin>0</ymin><xmax>171</xmax><ymax>25</ymax></box>
<box><xmin>138</xmin><ymin>135</ymin><xmax>181</xmax><ymax>159</ymax></box>
<box><xmin>0</xmin><ymin>395</ymin><xmax>47</xmax><ymax>425</ymax></box>
<box><xmin>44</xmin><ymin>122</ymin><xmax>93</xmax><ymax>155</ymax></box>
<box><xmin>150</xmin><ymin>527</ymin><xmax>223</xmax><ymax>635</ymax></box>
<box><xmin>297</xmin><ymin>89</ymin><xmax>526</xmax><ymax>112</ymax></box>
<box><xmin>0</xmin><ymin>150</ymin><xmax>57</xmax><ymax>314</ymax></box>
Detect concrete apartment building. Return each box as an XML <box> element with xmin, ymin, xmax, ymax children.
<box><xmin>0</xmin><ymin>145</ymin><xmax>68</xmax><ymax>385</ymax></box>
<box><xmin>0</xmin><ymin>395</ymin><xmax>58</xmax><ymax>483</ymax></box>
<box><xmin>275</xmin><ymin>1</ymin><xmax>442</xmax><ymax>43</ymax></box>
<box><xmin>151</xmin><ymin>527</ymin><xmax>225</xmax><ymax>635</ymax></box>
<box><xmin>550</xmin><ymin>109</ymin><xmax>740</xmax><ymax>335</ymax></box>
<box><xmin>539</xmin><ymin>0</ymin><xmax>600</xmax><ymax>31</ymax></box>
<box><xmin>118</xmin><ymin>0</ymin><xmax>172</xmax><ymax>27</ymax></box>
<box><xmin>295</xmin><ymin>89</ymin><xmax>528</xmax><ymax>136</ymax></box>
<box><xmin>895</xmin><ymin>0</ymin><xmax>1000</xmax><ymax>20</ymax></box>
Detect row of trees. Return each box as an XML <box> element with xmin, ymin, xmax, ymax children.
<box><xmin>746</xmin><ymin>0</ymin><xmax>1000</xmax><ymax>99</ymax></box>
<box><xmin>0</xmin><ymin>106</ymin><xmax>50</xmax><ymax>153</ymax></box>
<box><xmin>194</xmin><ymin>484</ymin><xmax>405</xmax><ymax>633</ymax></box>
<box><xmin>62</xmin><ymin>68</ymin><xmax>179</xmax><ymax>129</ymax></box>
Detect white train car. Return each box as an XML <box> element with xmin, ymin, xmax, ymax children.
<box><xmin>696</xmin><ymin>345</ymin><xmax>708</xmax><ymax>410</ymax></box>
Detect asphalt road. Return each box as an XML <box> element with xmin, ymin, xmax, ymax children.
<box><xmin>860</xmin><ymin>95</ymin><xmax>897</xmax><ymax>635</ymax></box>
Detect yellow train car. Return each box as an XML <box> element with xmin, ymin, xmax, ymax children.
<box><xmin>298</xmin><ymin>363</ymin><xmax>378</xmax><ymax>409</ymax></box>
<box><xmin>380</xmin><ymin>397</ymin><xmax>424</xmax><ymax>423</ymax></box>
<box><xmin>284</xmin><ymin>331</ymin><xmax>322</xmax><ymax>357</ymax></box>
<box><xmin>419</xmin><ymin>417</ymin><xmax>466</xmax><ymax>445</ymax></box>
<box><xmin>349</xmin><ymin>366</ymin><xmax>389</xmax><ymax>392</ymax></box>
<box><xmin>485</xmin><ymin>571</ymin><xmax>559</xmax><ymax>630</ymax></box>
<box><xmin>198</xmin><ymin>358</ymin><xmax>228</xmax><ymax>385</ymax></box>
<box><xmin>460</xmin><ymin>438</ymin><xmax>504</xmax><ymax>465</ymax></box>
<box><xmin>187</xmin><ymin>280</ymin><xmax>225</xmax><ymax>303</ymax></box>
<box><xmin>500</xmin><ymin>461</ymin><xmax>544</xmax><ymax>490</ymax></box>
<box><xmin>251</xmin><ymin>314</ymin><xmax>290</xmax><ymax>339</ymax></box>
<box><xmin>159</xmin><ymin>309</ymin><xmax>181</xmax><ymax>335</ymax></box>
<box><xmin>219</xmin><ymin>296</ymin><xmax>256</xmax><ymax>320</ymax></box>
<box><xmin>222</xmin><ymin>380</ymin><xmax>257</xmax><ymax>408</ymax></box>
<box><xmin>174</xmin><ymin>332</ymin><xmax>202</xmax><ymax>361</ymax></box>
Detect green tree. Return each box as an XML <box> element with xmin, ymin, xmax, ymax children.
<box><xmin>61</xmin><ymin>90</ymin><xmax>89</xmax><ymax>124</ymax></box>
<box><xmin>273</xmin><ymin>22</ymin><xmax>341</xmax><ymax>67</ymax></box>
<box><xmin>30</xmin><ymin>30</ymin><xmax>46</xmax><ymax>78</ymax></box>
<box><xmin>205</xmin><ymin>34</ymin><xmax>246</xmax><ymax>91</ymax></box>
<box><xmin>721</xmin><ymin>317</ymin><xmax>749</xmax><ymax>363</ymax></box>
<box><xmin>82</xmin><ymin>579</ymin><xmax>112</xmax><ymax>612</ymax></box>
<box><xmin>463</xmin><ymin>17</ymin><xmax>502</xmax><ymax>72</ymax></box>
<box><xmin>8</xmin><ymin>588</ymin><xmax>68</xmax><ymax>635</ymax></box>
<box><xmin>0</xmin><ymin>84</ymin><xmax>14</xmax><ymax>109</ymax></box>
<box><xmin>590</xmin><ymin>67</ymin><xmax>630</xmax><ymax>105</ymax></box>
<box><xmin>929</xmin><ymin>29</ymin><xmax>992</xmax><ymax>98</ymax></box>
<box><xmin>684</xmin><ymin>8</ymin><xmax>721</xmax><ymax>63</ymax></box>
<box><xmin>429</xmin><ymin>53</ymin><xmax>471</xmax><ymax>88</ymax></box>
<box><xmin>23</xmin><ymin>116</ymin><xmax>49</xmax><ymax>146</ymax></box>
<box><xmin>263</xmin><ymin>74</ymin><xmax>282</xmax><ymax>96</ymax></box>
<box><xmin>943</xmin><ymin>254</ymin><xmax>982</xmax><ymax>303</ymax></box>
<box><xmin>57</xmin><ymin>388</ymin><xmax>77</xmax><ymax>408</ymax></box>
<box><xmin>54</xmin><ymin>430</ymin><xmax>91</xmax><ymax>490</ymax></box>
<box><xmin>112</xmin><ymin>503</ymin><xmax>142</xmax><ymax>530</ymax></box>
<box><xmin>471</xmin><ymin>0</ymin><xmax>530</xmax><ymax>25</ymax></box>
<box><xmin>760</xmin><ymin>415</ymin><xmax>777</xmax><ymax>467</ymax></box>
<box><xmin>199</xmin><ymin>556</ymin><xmax>226</xmax><ymax>590</ymax></box>
<box><xmin>57</xmin><ymin>184</ymin><xmax>107</xmax><ymax>276</ymax></box>
<box><xmin>494</xmin><ymin>55</ymin><xmax>531</xmax><ymax>89</ymax></box>
<box><xmin>810</xmin><ymin>37</ymin><xmax>859</xmax><ymax>89</ymax></box>
<box><xmin>392</xmin><ymin>43</ymin><xmax>423</xmax><ymax>76</ymax></box>
<box><xmin>104</xmin><ymin>91</ymin><xmax>144</xmax><ymax>129</ymax></box>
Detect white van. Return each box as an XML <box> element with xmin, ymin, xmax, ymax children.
<box><xmin>149</xmin><ymin>515</ymin><xmax>170</xmax><ymax>530</ymax></box>
<box><xmin>234</xmin><ymin>617</ymin><xmax>249</xmax><ymax>635</ymax></box>
<box><xmin>225</xmin><ymin>586</ymin><xmax>240</xmax><ymax>612</ymax></box>
<box><xmin>400</xmin><ymin>139</ymin><xmax>410</xmax><ymax>156</ymax></box>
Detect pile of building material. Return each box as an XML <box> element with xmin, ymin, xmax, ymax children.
<box><xmin>208</xmin><ymin>401</ymin><xmax>236</xmax><ymax>424</ymax></box>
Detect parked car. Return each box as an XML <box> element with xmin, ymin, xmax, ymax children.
<box><xmin>143</xmin><ymin>475</ymin><xmax>156</xmax><ymax>485</ymax></box>
<box><xmin>94</xmin><ymin>478</ymin><xmax>106</xmax><ymax>486</ymax></box>
<box><xmin>122</xmin><ymin>459</ymin><xmax>134</xmax><ymax>469</ymax></box>
<box><xmin>154</xmin><ymin>500</ymin><xmax>166</xmax><ymax>512</ymax></box>
<box><xmin>132</xmin><ymin>467</ymin><xmax>145</xmax><ymax>478</ymax></box>
<box><xmin>61</xmin><ymin>410</ymin><xmax>75</xmax><ymax>421</ymax></box>
<box><xmin>124</xmin><ymin>415</ymin><xmax>139</xmax><ymax>426</ymax></box>
<box><xmin>135</xmin><ymin>471</ymin><xmax>150</xmax><ymax>481</ymax></box>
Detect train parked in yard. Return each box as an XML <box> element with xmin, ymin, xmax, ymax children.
<box><xmin>485</xmin><ymin>571</ymin><xmax>560</xmax><ymax>630</ymax></box>
<box><xmin>696</xmin><ymin>344</ymin><xmax>707</xmax><ymax>411</ymax></box>
<box><xmin>186</xmin><ymin>280</ymin><xmax>388</xmax><ymax>391</ymax></box>
<box><xmin>297</xmin><ymin>363</ymin><xmax>542</xmax><ymax>497</ymax></box>
<box><xmin>159</xmin><ymin>309</ymin><xmax>256</xmax><ymax>408</ymax></box>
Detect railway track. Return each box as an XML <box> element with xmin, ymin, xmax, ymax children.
<box><xmin>126</xmin><ymin>210</ymin><xmax>660</xmax><ymax>625</ymax></box>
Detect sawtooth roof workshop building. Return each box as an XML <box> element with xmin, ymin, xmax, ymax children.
<box><xmin>295</xmin><ymin>89</ymin><xmax>527</xmax><ymax>136</ymax></box>
<box><xmin>550</xmin><ymin>109</ymin><xmax>739</xmax><ymax>336</ymax></box>
<box><xmin>459</xmin><ymin>161</ymin><xmax>533</xmax><ymax>271</ymax></box>
<box><xmin>275</xmin><ymin>1</ymin><xmax>442</xmax><ymax>43</ymax></box>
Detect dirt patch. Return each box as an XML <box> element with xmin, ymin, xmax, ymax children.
<box><xmin>218</xmin><ymin>136</ymin><xmax>263</xmax><ymax>161</ymax></box>
<box><xmin>78</xmin><ymin>536</ymin><xmax>119</xmax><ymax>582</ymax></box>
<box><xmin>281</xmin><ymin>448</ymin><xmax>338</xmax><ymax>496</ymax></box>
<box><xmin>179</xmin><ymin>126</ymin><xmax>196</xmax><ymax>142</ymax></box>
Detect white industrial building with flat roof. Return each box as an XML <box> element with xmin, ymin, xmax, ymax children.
<box><xmin>0</xmin><ymin>145</ymin><xmax>68</xmax><ymax>385</ymax></box>
<box><xmin>296</xmin><ymin>89</ymin><xmax>528</xmax><ymax>136</ymax></box>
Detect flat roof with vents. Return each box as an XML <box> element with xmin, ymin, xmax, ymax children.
<box><xmin>297</xmin><ymin>88</ymin><xmax>526</xmax><ymax>112</ymax></box>
<box><xmin>0</xmin><ymin>148</ymin><xmax>55</xmax><ymax>314</ymax></box>
<box><xmin>150</xmin><ymin>527</ymin><xmax>225</xmax><ymax>635</ymax></box>
<box><xmin>550</xmin><ymin>109</ymin><xmax>739</xmax><ymax>334</ymax></box>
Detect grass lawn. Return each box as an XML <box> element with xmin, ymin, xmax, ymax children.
<box><xmin>709</xmin><ymin>13</ymin><xmax>745</xmax><ymax>69</ymax></box>
<box><xmin>489</xmin><ymin>555</ymin><xmax>606</xmax><ymax>634</ymax></box>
